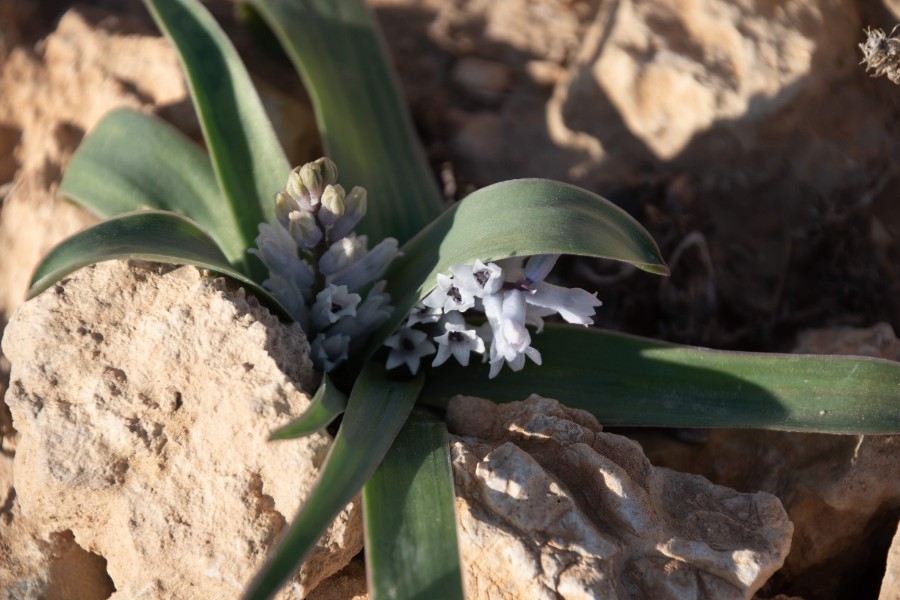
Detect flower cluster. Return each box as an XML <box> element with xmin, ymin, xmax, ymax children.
<box><xmin>251</xmin><ymin>158</ymin><xmax>399</xmax><ymax>372</ymax></box>
<box><xmin>385</xmin><ymin>255</ymin><xmax>602</xmax><ymax>378</ymax></box>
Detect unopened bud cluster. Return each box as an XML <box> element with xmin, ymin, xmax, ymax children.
<box><xmin>251</xmin><ymin>158</ymin><xmax>399</xmax><ymax>372</ymax></box>
<box><xmin>386</xmin><ymin>255</ymin><xmax>602</xmax><ymax>378</ymax></box>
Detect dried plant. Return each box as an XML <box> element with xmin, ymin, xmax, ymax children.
<box><xmin>859</xmin><ymin>25</ymin><xmax>900</xmax><ymax>84</ymax></box>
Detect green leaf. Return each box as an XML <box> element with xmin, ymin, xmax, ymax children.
<box><xmin>27</xmin><ymin>210</ymin><xmax>291</xmax><ymax>320</ymax></box>
<box><xmin>419</xmin><ymin>324</ymin><xmax>900</xmax><ymax>434</ymax></box>
<box><xmin>364</xmin><ymin>412</ymin><xmax>463</xmax><ymax>600</ymax></box>
<box><xmin>143</xmin><ymin>0</ymin><xmax>290</xmax><ymax>279</ymax></box>
<box><xmin>270</xmin><ymin>375</ymin><xmax>347</xmax><ymax>440</ymax></box>
<box><xmin>361</xmin><ymin>179</ymin><xmax>668</xmax><ymax>361</ymax></box>
<box><xmin>245</xmin><ymin>363</ymin><xmax>424</xmax><ymax>599</ymax></box>
<box><xmin>58</xmin><ymin>108</ymin><xmax>255</xmax><ymax>270</ymax></box>
<box><xmin>244</xmin><ymin>0</ymin><xmax>444</xmax><ymax>244</ymax></box>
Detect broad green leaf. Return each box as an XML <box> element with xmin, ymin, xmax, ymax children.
<box><xmin>144</xmin><ymin>0</ymin><xmax>290</xmax><ymax>280</ymax></box>
<box><xmin>58</xmin><ymin>109</ymin><xmax>255</xmax><ymax>269</ymax></box>
<box><xmin>245</xmin><ymin>364</ymin><xmax>424</xmax><ymax>599</ymax></box>
<box><xmin>419</xmin><ymin>324</ymin><xmax>900</xmax><ymax>434</ymax></box>
<box><xmin>27</xmin><ymin>211</ymin><xmax>291</xmax><ymax>320</ymax></box>
<box><xmin>270</xmin><ymin>375</ymin><xmax>347</xmax><ymax>440</ymax></box>
<box><xmin>245</xmin><ymin>0</ymin><xmax>444</xmax><ymax>244</ymax></box>
<box><xmin>358</xmin><ymin>179</ymin><xmax>668</xmax><ymax>363</ymax></box>
<box><xmin>364</xmin><ymin>412</ymin><xmax>463</xmax><ymax>600</ymax></box>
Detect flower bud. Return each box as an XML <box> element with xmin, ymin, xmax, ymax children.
<box><xmin>319</xmin><ymin>184</ymin><xmax>346</xmax><ymax>229</ymax></box>
<box><xmin>288</xmin><ymin>210</ymin><xmax>323</xmax><ymax>249</ymax></box>
<box><xmin>285</xmin><ymin>168</ymin><xmax>313</xmax><ymax>209</ymax></box>
<box><xmin>299</xmin><ymin>157</ymin><xmax>339</xmax><ymax>200</ymax></box>
<box><xmin>330</xmin><ymin>186</ymin><xmax>367</xmax><ymax>240</ymax></box>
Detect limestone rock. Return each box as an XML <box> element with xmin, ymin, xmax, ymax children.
<box><xmin>553</xmin><ymin>0</ymin><xmax>860</xmax><ymax>161</ymax></box>
<box><xmin>1</xmin><ymin>261</ymin><xmax>362</xmax><ymax>598</ymax></box>
<box><xmin>636</xmin><ymin>323</ymin><xmax>900</xmax><ymax>599</ymax></box>
<box><xmin>448</xmin><ymin>395</ymin><xmax>793</xmax><ymax>600</ymax></box>
<box><xmin>882</xmin><ymin>519</ymin><xmax>900</xmax><ymax>600</ymax></box>
<box><xmin>0</xmin><ymin>7</ymin><xmax>189</xmax><ymax>318</ymax></box>
<box><xmin>306</xmin><ymin>558</ymin><xmax>368</xmax><ymax>600</ymax></box>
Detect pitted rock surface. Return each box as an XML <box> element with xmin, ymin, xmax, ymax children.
<box><xmin>1</xmin><ymin>261</ymin><xmax>361</xmax><ymax>598</ymax></box>
<box><xmin>448</xmin><ymin>395</ymin><xmax>793</xmax><ymax>599</ymax></box>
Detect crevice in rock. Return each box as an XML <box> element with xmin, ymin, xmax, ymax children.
<box><xmin>45</xmin><ymin>530</ymin><xmax>116</xmax><ymax>600</ymax></box>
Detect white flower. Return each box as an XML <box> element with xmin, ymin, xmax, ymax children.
<box><xmin>528</xmin><ymin>282</ymin><xmax>602</xmax><ymax>326</ymax></box>
<box><xmin>406</xmin><ymin>302</ymin><xmax>442</xmax><ymax>327</ymax></box>
<box><xmin>385</xmin><ymin>327</ymin><xmax>435</xmax><ymax>374</ymax></box>
<box><xmin>450</xmin><ymin>259</ymin><xmax>503</xmax><ymax>297</ymax></box>
<box><xmin>422</xmin><ymin>273</ymin><xmax>476</xmax><ymax>313</ymax></box>
<box><xmin>310</xmin><ymin>284</ymin><xmax>361</xmax><ymax>330</ymax></box>
<box><xmin>311</xmin><ymin>333</ymin><xmax>351</xmax><ymax>372</ymax></box>
<box><xmin>432</xmin><ymin>312</ymin><xmax>485</xmax><ymax>367</ymax></box>
<box><xmin>482</xmin><ymin>289</ymin><xmax>541</xmax><ymax>378</ymax></box>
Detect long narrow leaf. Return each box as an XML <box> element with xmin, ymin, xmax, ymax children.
<box><xmin>27</xmin><ymin>211</ymin><xmax>290</xmax><ymax>320</ymax></box>
<box><xmin>246</xmin><ymin>0</ymin><xmax>444</xmax><ymax>244</ymax></box>
<box><xmin>58</xmin><ymin>109</ymin><xmax>255</xmax><ymax>269</ymax></box>
<box><xmin>419</xmin><ymin>324</ymin><xmax>900</xmax><ymax>434</ymax></box>
<box><xmin>144</xmin><ymin>0</ymin><xmax>289</xmax><ymax>279</ymax></box>
<box><xmin>270</xmin><ymin>375</ymin><xmax>347</xmax><ymax>440</ymax></box>
<box><xmin>364</xmin><ymin>412</ymin><xmax>463</xmax><ymax>600</ymax></box>
<box><xmin>245</xmin><ymin>363</ymin><xmax>424</xmax><ymax>599</ymax></box>
<box><xmin>359</xmin><ymin>179</ymin><xmax>668</xmax><ymax>363</ymax></box>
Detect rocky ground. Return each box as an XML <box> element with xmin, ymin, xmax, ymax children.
<box><xmin>1</xmin><ymin>0</ymin><xmax>899</xmax><ymax>598</ymax></box>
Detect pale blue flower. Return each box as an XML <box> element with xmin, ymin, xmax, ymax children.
<box><xmin>310</xmin><ymin>284</ymin><xmax>361</xmax><ymax>330</ymax></box>
<box><xmin>385</xmin><ymin>327</ymin><xmax>435</xmax><ymax>374</ymax></box>
<box><xmin>311</xmin><ymin>333</ymin><xmax>351</xmax><ymax>372</ymax></box>
<box><xmin>326</xmin><ymin>237</ymin><xmax>401</xmax><ymax>292</ymax></box>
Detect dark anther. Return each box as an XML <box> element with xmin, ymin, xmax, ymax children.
<box><xmin>449</xmin><ymin>331</ymin><xmax>465</xmax><ymax>343</ymax></box>
<box><xmin>448</xmin><ymin>286</ymin><xmax>462</xmax><ymax>303</ymax></box>
<box><xmin>474</xmin><ymin>270</ymin><xmax>490</xmax><ymax>287</ymax></box>
<box><xmin>402</xmin><ymin>338</ymin><xmax>416</xmax><ymax>351</ymax></box>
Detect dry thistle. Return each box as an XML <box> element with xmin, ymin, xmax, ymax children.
<box><xmin>859</xmin><ymin>25</ymin><xmax>900</xmax><ymax>84</ymax></box>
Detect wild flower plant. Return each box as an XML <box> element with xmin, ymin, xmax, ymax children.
<box><xmin>26</xmin><ymin>0</ymin><xmax>900</xmax><ymax>598</ymax></box>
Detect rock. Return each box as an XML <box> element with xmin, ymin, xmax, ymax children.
<box><xmin>552</xmin><ymin>0</ymin><xmax>860</xmax><ymax>161</ymax></box>
<box><xmin>883</xmin><ymin>519</ymin><xmax>900</xmax><ymax>600</ymax></box>
<box><xmin>0</xmin><ymin>7</ymin><xmax>189</xmax><ymax>318</ymax></box>
<box><xmin>448</xmin><ymin>395</ymin><xmax>793</xmax><ymax>600</ymax></box>
<box><xmin>635</xmin><ymin>323</ymin><xmax>900</xmax><ymax>599</ymax></box>
<box><xmin>451</xmin><ymin>56</ymin><xmax>513</xmax><ymax>99</ymax></box>
<box><xmin>793</xmin><ymin>321</ymin><xmax>900</xmax><ymax>359</ymax></box>
<box><xmin>1</xmin><ymin>261</ymin><xmax>362</xmax><ymax>598</ymax></box>
<box><xmin>306</xmin><ymin>557</ymin><xmax>368</xmax><ymax>600</ymax></box>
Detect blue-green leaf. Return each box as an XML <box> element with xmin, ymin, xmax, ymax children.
<box><xmin>58</xmin><ymin>109</ymin><xmax>257</xmax><ymax>269</ymax></box>
<box><xmin>245</xmin><ymin>0</ymin><xmax>444</xmax><ymax>244</ymax></box>
<box><xmin>360</xmin><ymin>179</ymin><xmax>668</xmax><ymax>363</ymax></box>
<box><xmin>27</xmin><ymin>210</ymin><xmax>290</xmax><ymax>320</ymax></box>
<box><xmin>144</xmin><ymin>0</ymin><xmax>290</xmax><ymax>279</ymax></box>
<box><xmin>419</xmin><ymin>324</ymin><xmax>900</xmax><ymax>434</ymax></box>
<box><xmin>244</xmin><ymin>363</ymin><xmax>423</xmax><ymax>599</ymax></box>
<box><xmin>269</xmin><ymin>375</ymin><xmax>347</xmax><ymax>440</ymax></box>
<box><xmin>364</xmin><ymin>412</ymin><xmax>463</xmax><ymax>600</ymax></box>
